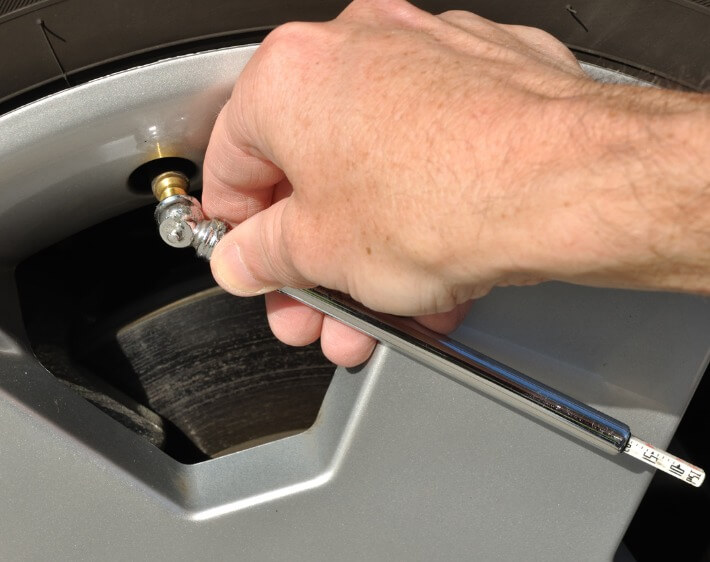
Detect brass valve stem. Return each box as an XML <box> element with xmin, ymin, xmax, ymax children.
<box><xmin>152</xmin><ymin>171</ymin><xmax>189</xmax><ymax>201</ymax></box>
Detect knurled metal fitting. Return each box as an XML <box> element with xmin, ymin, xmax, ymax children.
<box><xmin>151</xmin><ymin>170</ymin><xmax>229</xmax><ymax>259</ymax></box>
<box><xmin>192</xmin><ymin>219</ymin><xmax>228</xmax><ymax>260</ymax></box>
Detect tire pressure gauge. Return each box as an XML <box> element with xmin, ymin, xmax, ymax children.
<box><xmin>152</xmin><ymin>170</ymin><xmax>705</xmax><ymax>488</ymax></box>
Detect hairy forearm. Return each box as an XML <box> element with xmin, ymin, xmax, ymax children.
<box><xmin>636</xmin><ymin>90</ymin><xmax>709</xmax><ymax>292</ymax></box>
<box><xmin>582</xmin><ymin>86</ymin><xmax>709</xmax><ymax>293</ymax></box>
<box><xmin>490</xmin><ymin>85</ymin><xmax>710</xmax><ymax>295</ymax></box>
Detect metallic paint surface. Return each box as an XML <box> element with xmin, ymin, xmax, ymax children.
<box><xmin>0</xmin><ymin>47</ymin><xmax>708</xmax><ymax>560</ymax></box>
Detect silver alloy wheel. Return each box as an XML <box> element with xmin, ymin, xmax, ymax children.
<box><xmin>0</xmin><ymin>46</ymin><xmax>708</xmax><ymax>560</ymax></box>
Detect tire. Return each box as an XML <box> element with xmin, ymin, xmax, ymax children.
<box><xmin>1</xmin><ymin>0</ymin><xmax>709</xmax><ymax>112</ymax></box>
<box><xmin>0</xmin><ymin>1</ymin><xmax>708</xmax><ymax>561</ymax></box>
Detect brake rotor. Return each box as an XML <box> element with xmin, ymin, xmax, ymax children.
<box><xmin>116</xmin><ymin>287</ymin><xmax>335</xmax><ymax>457</ymax></box>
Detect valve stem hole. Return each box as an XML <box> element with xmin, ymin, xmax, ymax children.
<box><xmin>128</xmin><ymin>157</ymin><xmax>198</xmax><ymax>195</ymax></box>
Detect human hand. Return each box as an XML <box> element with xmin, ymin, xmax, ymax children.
<box><xmin>203</xmin><ymin>0</ymin><xmax>710</xmax><ymax>366</ymax></box>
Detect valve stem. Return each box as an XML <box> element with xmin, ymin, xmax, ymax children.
<box><xmin>151</xmin><ymin>171</ymin><xmax>228</xmax><ymax>259</ymax></box>
<box><xmin>152</xmin><ymin>171</ymin><xmax>190</xmax><ymax>201</ymax></box>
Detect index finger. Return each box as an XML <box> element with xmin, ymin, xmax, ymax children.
<box><xmin>202</xmin><ymin>97</ymin><xmax>285</xmax><ymax>225</ymax></box>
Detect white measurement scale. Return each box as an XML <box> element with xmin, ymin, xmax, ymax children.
<box><xmin>624</xmin><ymin>437</ymin><xmax>704</xmax><ymax>487</ymax></box>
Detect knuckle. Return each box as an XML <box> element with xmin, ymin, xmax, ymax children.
<box><xmin>345</xmin><ymin>0</ymin><xmax>426</xmax><ymax>27</ymax></box>
<box><xmin>505</xmin><ymin>24</ymin><xmax>581</xmax><ymax>69</ymax></box>
<box><xmin>244</xmin><ymin>21</ymin><xmax>330</xmax><ymax>132</ymax></box>
<box><xmin>256</xmin><ymin>21</ymin><xmax>332</xmax><ymax>82</ymax></box>
<box><xmin>520</xmin><ymin>26</ymin><xmax>574</xmax><ymax>55</ymax></box>
<box><xmin>261</xmin><ymin>21</ymin><xmax>321</xmax><ymax>53</ymax></box>
<box><xmin>516</xmin><ymin>25</ymin><xmax>557</xmax><ymax>43</ymax></box>
<box><xmin>438</xmin><ymin>9</ymin><xmax>474</xmax><ymax>21</ymax></box>
<box><xmin>347</xmin><ymin>0</ymin><xmax>396</xmax><ymax>13</ymax></box>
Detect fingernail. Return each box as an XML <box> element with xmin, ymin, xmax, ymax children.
<box><xmin>213</xmin><ymin>242</ymin><xmax>278</xmax><ymax>296</ymax></box>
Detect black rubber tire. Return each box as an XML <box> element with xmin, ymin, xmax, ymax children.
<box><xmin>1</xmin><ymin>0</ymin><xmax>709</xmax><ymax>113</ymax></box>
<box><xmin>3</xmin><ymin>1</ymin><xmax>709</xmax><ymax>560</ymax></box>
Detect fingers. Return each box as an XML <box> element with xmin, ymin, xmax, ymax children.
<box><xmin>203</xmin><ymin>102</ymin><xmax>286</xmax><ymax>224</ymax></box>
<box><xmin>415</xmin><ymin>300</ymin><xmax>473</xmax><ymax>333</ymax></box>
<box><xmin>265</xmin><ymin>292</ymin><xmax>323</xmax><ymax>345</ymax></box>
<box><xmin>266</xmin><ymin>292</ymin><xmax>376</xmax><ymax>367</ymax></box>
<box><xmin>320</xmin><ymin>316</ymin><xmax>377</xmax><ymax>367</ymax></box>
<box><xmin>211</xmin><ymin>198</ymin><xmax>310</xmax><ymax>295</ymax></box>
<box><xmin>264</xmin><ymin>292</ymin><xmax>471</xmax><ymax>368</ymax></box>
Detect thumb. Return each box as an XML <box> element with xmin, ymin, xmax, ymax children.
<box><xmin>210</xmin><ymin>198</ymin><xmax>311</xmax><ymax>296</ymax></box>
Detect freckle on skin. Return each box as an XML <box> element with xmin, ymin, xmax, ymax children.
<box><xmin>366</xmin><ymin>247</ymin><xmax>372</xmax><ymax>255</ymax></box>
